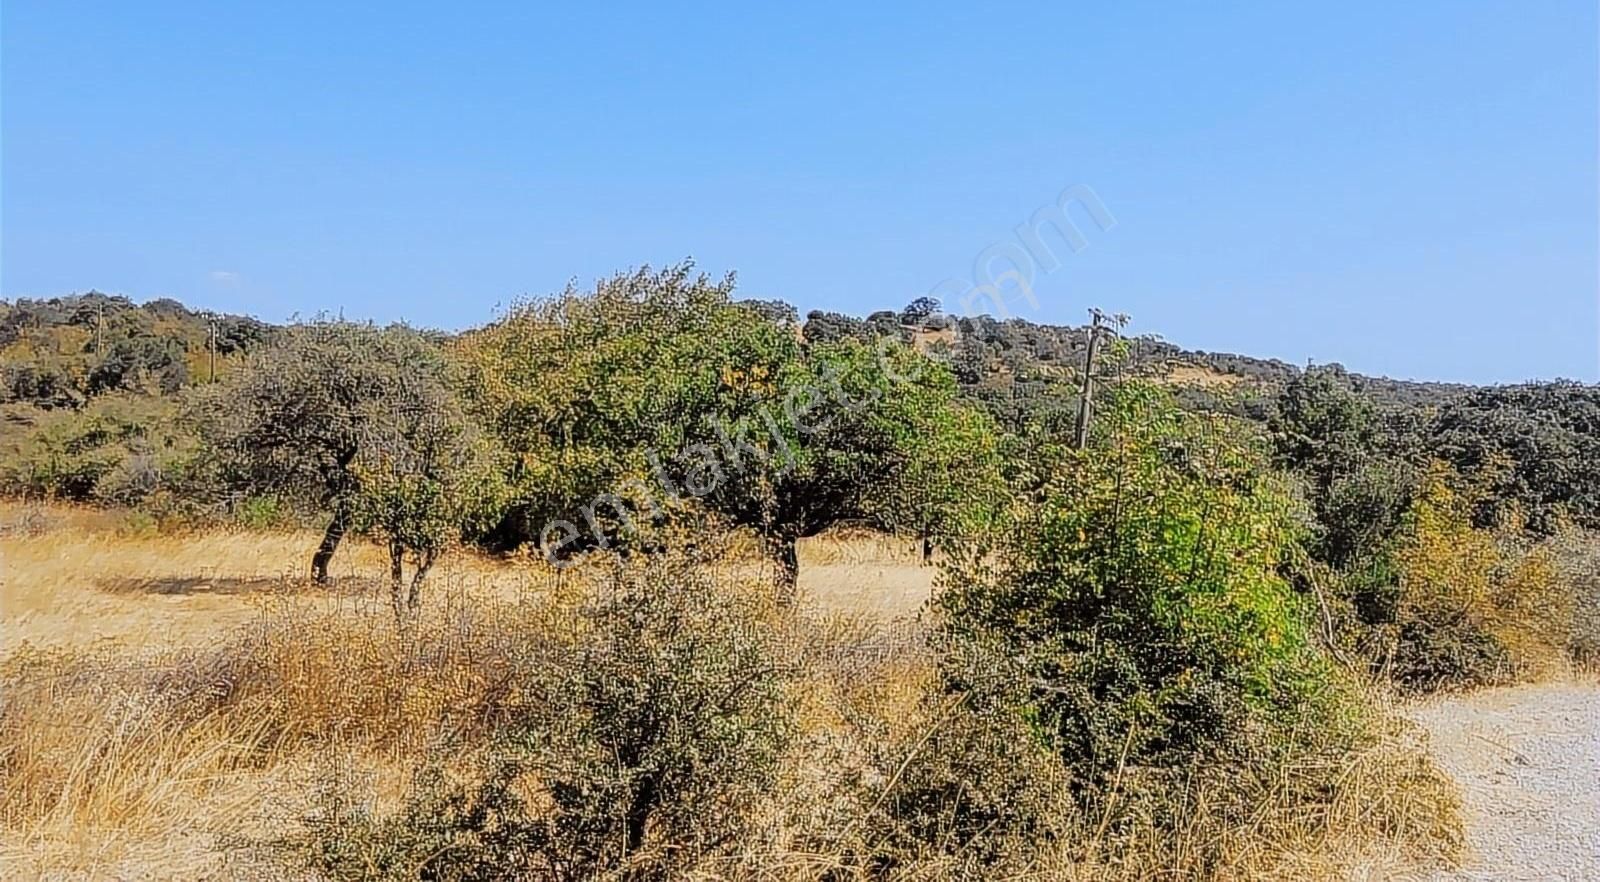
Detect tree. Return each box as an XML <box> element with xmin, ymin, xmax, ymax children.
<box><xmin>347</xmin><ymin>399</ymin><xmax>505</xmax><ymax>622</ymax></box>
<box><xmin>801</xmin><ymin>309</ymin><xmax>872</xmax><ymax>344</ymax></box>
<box><xmin>683</xmin><ymin>335</ymin><xmax>1004</xmax><ymax>585</ymax></box>
<box><xmin>455</xmin><ymin>264</ymin><xmax>801</xmax><ymax>555</ymax></box>
<box><xmin>457</xmin><ymin>263</ymin><xmax>1003</xmax><ymax>593</ymax></box>
<box><xmin>765</xmin><ymin>343</ymin><xmax>1003</xmax><ymax>578</ymax></box>
<box><xmin>216</xmin><ymin>321</ymin><xmax>502</xmax><ymax>613</ymax></box>
<box><xmin>1270</xmin><ymin>367</ymin><xmax>1419</xmax><ymax>569</ymax></box>
<box><xmin>898</xmin><ymin>296</ymin><xmax>941</xmax><ymax>325</ymax></box>
<box><xmin>1427</xmin><ymin>382</ymin><xmax>1600</xmax><ymax>533</ymax></box>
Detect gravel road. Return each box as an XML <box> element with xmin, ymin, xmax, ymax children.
<box><xmin>1410</xmin><ymin>683</ymin><xmax>1600</xmax><ymax>881</ymax></box>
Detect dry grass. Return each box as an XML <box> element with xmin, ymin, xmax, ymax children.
<box><xmin>0</xmin><ymin>501</ymin><xmax>1461</xmax><ymax>880</ymax></box>
<box><xmin>1161</xmin><ymin>363</ymin><xmax>1247</xmax><ymax>389</ymax></box>
<box><xmin>0</xmin><ymin>502</ymin><xmax>933</xmax><ymax>656</ymax></box>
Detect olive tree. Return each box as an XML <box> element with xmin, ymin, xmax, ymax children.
<box><xmin>217</xmin><ymin>321</ymin><xmax>502</xmax><ymax>617</ymax></box>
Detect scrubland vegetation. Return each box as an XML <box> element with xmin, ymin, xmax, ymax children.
<box><xmin>2</xmin><ymin>268</ymin><xmax>1596</xmax><ymax>879</ymax></box>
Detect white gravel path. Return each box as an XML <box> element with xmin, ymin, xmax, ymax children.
<box><xmin>1409</xmin><ymin>683</ymin><xmax>1600</xmax><ymax>882</ymax></box>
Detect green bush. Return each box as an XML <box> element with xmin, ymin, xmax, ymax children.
<box><xmin>233</xmin><ymin>494</ymin><xmax>292</xmax><ymax>530</ymax></box>
<box><xmin>938</xmin><ymin>383</ymin><xmax>1342</xmax><ymax>793</ymax></box>
<box><xmin>0</xmin><ymin>393</ymin><xmax>204</xmax><ymax>507</ymax></box>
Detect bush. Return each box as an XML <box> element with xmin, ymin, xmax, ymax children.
<box><xmin>233</xmin><ymin>494</ymin><xmax>292</xmax><ymax>530</ymax></box>
<box><xmin>1382</xmin><ymin>466</ymin><xmax>1573</xmax><ymax>690</ymax></box>
<box><xmin>1551</xmin><ymin>528</ymin><xmax>1600</xmax><ymax>665</ymax></box>
<box><xmin>858</xmin><ymin>640</ymin><xmax>1078</xmax><ymax>872</ymax></box>
<box><xmin>0</xmin><ymin>393</ymin><xmax>205</xmax><ymax>507</ymax></box>
<box><xmin>926</xmin><ymin>383</ymin><xmax>1456</xmax><ymax>876</ymax></box>
<box><xmin>286</xmin><ymin>552</ymin><xmax>794</xmax><ymax>881</ymax></box>
<box><xmin>939</xmin><ymin>384</ymin><xmax>1339</xmax><ymax>786</ymax></box>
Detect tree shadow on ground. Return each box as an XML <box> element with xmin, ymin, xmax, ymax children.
<box><xmin>96</xmin><ymin>574</ymin><xmax>387</xmax><ymax>596</ymax></box>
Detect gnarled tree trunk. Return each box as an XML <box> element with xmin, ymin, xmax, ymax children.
<box><xmin>388</xmin><ymin>545</ymin><xmax>440</xmax><ymax>628</ymax></box>
<box><xmin>310</xmin><ymin>504</ymin><xmax>350</xmax><ymax>584</ymax></box>
<box><xmin>405</xmin><ymin>548</ymin><xmax>437</xmax><ymax>613</ymax></box>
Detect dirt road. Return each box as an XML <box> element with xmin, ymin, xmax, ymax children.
<box><xmin>1410</xmin><ymin>683</ymin><xmax>1600</xmax><ymax>881</ymax></box>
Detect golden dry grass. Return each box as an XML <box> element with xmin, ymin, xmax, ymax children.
<box><xmin>0</xmin><ymin>503</ymin><xmax>933</xmax><ymax>657</ymax></box>
<box><xmin>0</xmin><ymin>501</ymin><xmax>938</xmax><ymax>878</ymax></box>
<box><xmin>0</xmin><ymin>501</ymin><xmax>1460</xmax><ymax>881</ymax></box>
<box><xmin>1161</xmin><ymin>363</ymin><xmax>1247</xmax><ymax>389</ymax></box>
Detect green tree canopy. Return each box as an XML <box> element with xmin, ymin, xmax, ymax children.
<box><xmin>456</xmin><ymin>263</ymin><xmax>1004</xmax><ymax>589</ymax></box>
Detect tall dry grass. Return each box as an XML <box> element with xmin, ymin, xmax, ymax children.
<box><xmin>0</xmin><ymin>501</ymin><xmax>1461</xmax><ymax>880</ymax></box>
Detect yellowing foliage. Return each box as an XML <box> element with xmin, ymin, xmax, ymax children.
<box><xmin>1389</xmin><ymin>464</ymin><xmax>1573</xmax><ymax>687</ymax></box>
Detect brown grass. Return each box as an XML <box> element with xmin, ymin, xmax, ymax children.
<box><xmin>0</xmin><ymin>500</ymin><xmax>1461</xmax><ymax>880</ymax></box>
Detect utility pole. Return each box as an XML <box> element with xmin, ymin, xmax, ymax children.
<box><xmin>208</xmin><ymin>317</ymin><xmax>218</xmax><ymax>383</ymax></box>
<box><xmin>1073</xmin><ymin>308</ymin><xmax>1106</xmax><ymax>450</ymax></box>
<box><xmin>95</xmin><ymin>302</ymin><xmax>105</xmax><ymax>357</ymax></box>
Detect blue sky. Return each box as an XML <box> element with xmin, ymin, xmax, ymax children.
<box><xmin>3</xmin><ymin>1</ymin><xmax>1595</xmax><ymax>383</ymax></box>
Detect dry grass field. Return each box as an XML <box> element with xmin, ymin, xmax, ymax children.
<box><xmin>0</xmin><ymin>502</ymin><xmax>941</xmax><ymax>879</ymax></box>
<box><xmin>0</xmin><ymin>501</ymin><xmax>1460</xmax><ymax>881</ymax></box>
<box><xmin>0</xmin><ymin>505</ymin><xmax>933</xmax><ymax>657</ymax></box>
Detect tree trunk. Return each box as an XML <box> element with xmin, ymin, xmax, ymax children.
<box><xmin>310</xmin><ymin>505</ymin><xmax>349</xmax><ymax>584</ymax></box>
<box><xmin>406</xmin><ymin>548</ymin><xmax>437</xmax><ymax>612</ymax></box>
<box><xmin>772</xmin><ymin>535</ymin><xmax>800</xmax><ymax>604</ymax></box>
<box><xmin>389</xmin><ymin>540</ymin><xmax>407</xmax><ymax>626</ymax></box>
<box><xmin>623</xmin><ymin>772</ymin><xmax>659</xmax><ymax>856</ymax></box>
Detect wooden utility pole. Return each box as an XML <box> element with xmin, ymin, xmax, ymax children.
<box><xmin>208</xmin><ymin>318</ymin><xmax>218</xmax><ymax>382</ymax></box>
<box><xmin>1073</xmin><ymin>308</ymin><xmax>1106</xmax><ymax>449</ymax></box>
<box><xmin>95</xmin><ymin>302</ymin><xmax>105</xmax><ymax>356</ymax></box>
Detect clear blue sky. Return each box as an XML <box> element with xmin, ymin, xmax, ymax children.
<box><xmin>4</xmin><ymin>1</ymin><xmax>1596</xmax><ymax>383</ymax></box>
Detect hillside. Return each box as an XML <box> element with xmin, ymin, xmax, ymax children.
<box><xmin>5</xmin><ymin>290</ymin><xmax>1597</xmax><ymax>535</ymax></box>
<box><xmin>3</xmin><ymin>291</ymin><xmax>1471</xmax><ymax>414</ymax></box>
<box><xmin>0</xmin><ymin>292</ymin><xmax>277</xmax><ymax>409</ymax></box>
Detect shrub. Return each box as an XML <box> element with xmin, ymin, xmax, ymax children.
<box><xmin>926</xmin><ymin>382</ymin><xmax>1456</xmax><ymax>877</ymax></box>
<box><xmin>1551</xmin><ymin>528</ymin><xmax>1600</xmax><ymax>665</ymax></box>
<box><xmin>233</xmin><ymin>494</ymin><xmax>292</xmax><ymax>530</ymax></box>
<box><xmin>858</xmin><ymin>641</ymin><xmax>1078</xmax><ymax>872</ymax></box>
<box><xmin>0</xmin><ymin>393</ymin><xmax>200</xmax><ymax>505</ymax></box>
<box><xmin>939</xmin><ymin>384</ymin><xmax>1339</xmax><ymax>787</ymax></box>
<box><xmin>286</xmin><ymin>552</ymin><xmax>794</xmax><ymax>881</ymax></box>
<box><xmin>1383</xmin><ymin>465</ymin><xmax>1573</xmax><ymax>690</ymax></box>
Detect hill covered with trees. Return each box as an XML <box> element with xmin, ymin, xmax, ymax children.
<box><xmin>4</xmin><ymin>285</ymin><xmax>1595</xmax><ymax>540</ymax></box>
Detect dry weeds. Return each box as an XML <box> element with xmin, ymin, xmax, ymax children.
<box><xmin>0</xmin><ymin>501</ymin><xmax>1461</xmax><ymax>880</ymax></box>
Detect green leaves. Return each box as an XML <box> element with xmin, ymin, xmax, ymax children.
<box><xmin>456</xmin><ymin>264</ymin><xmax>1003</xmax><ymax>567</ymax></box>
<box><xmin>939</xmin><ymin>383</ymin><xmax>1334</xmax><ymax>781</ymax></box>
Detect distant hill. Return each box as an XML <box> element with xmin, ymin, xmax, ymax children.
<box><xmin>1</xmin><ymin>292</ymin><xmax>277</xmax><ymax>409</ymax></box>
<box><xmin>800</xmin><ymin>307</ymin><xmax>1476</xmax><ymax>430</ymax></box>
<box><xmin>0</xmin><ymin>290</ymin><xmax>1487</xmax><ymax>421</ymax></box>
